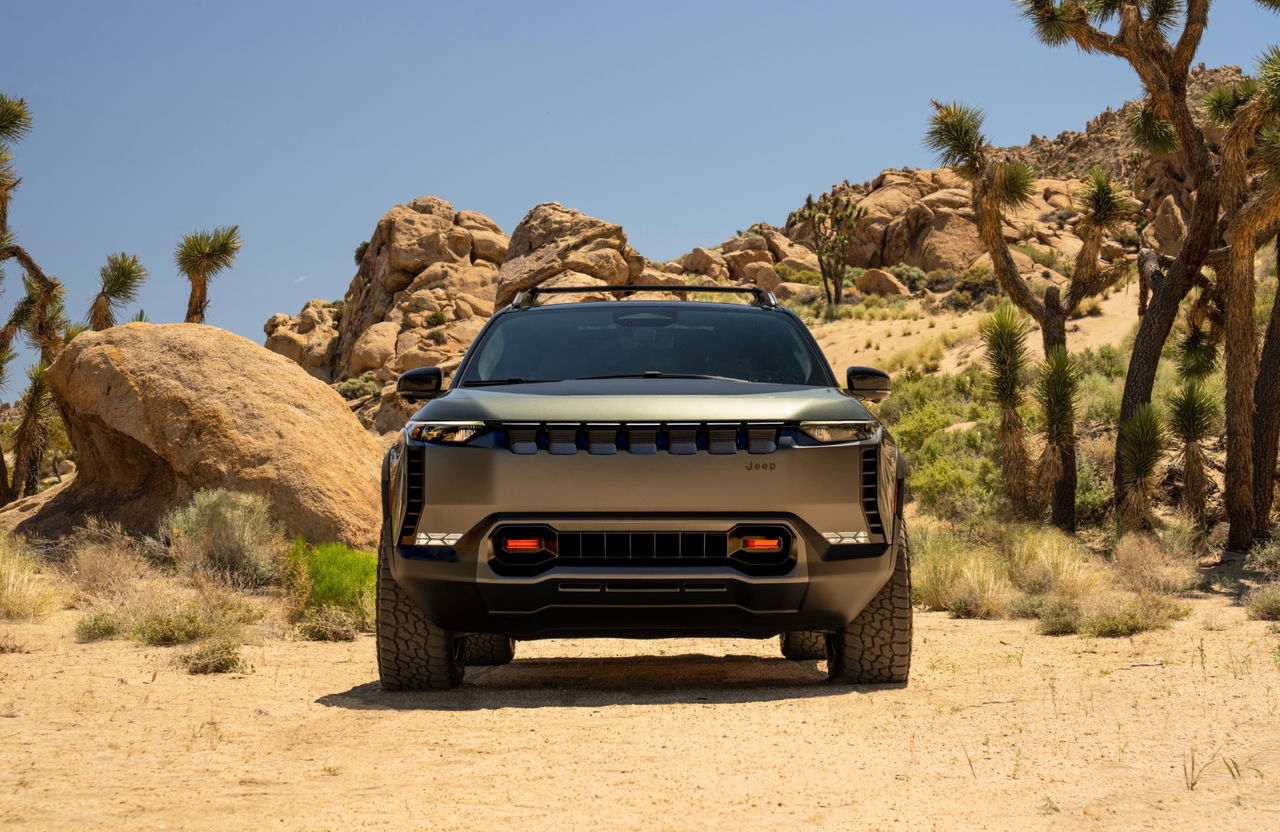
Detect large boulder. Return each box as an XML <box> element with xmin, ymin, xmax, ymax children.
<box><xmin>495</xmin><ymin>203</ymin><xmax>645</xmax><ymax>308</ymax></box>
<box><xmin>855</xmin><ymin>268</ymin><xmax>909</xmax><ymax>296</ymax></box>
<box><xmin>17</xmin><ymin>324</ymin><xmax>382</xmax><ymax>547</ymax></box>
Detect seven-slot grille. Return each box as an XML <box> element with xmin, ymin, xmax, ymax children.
<box><xmin>498</xmin><ymin>422</ymin><xmax>780</xmax><ymax>455</ymax></box>
<box><xmin>860</xmin><ymin>447</ymin><xmax>885</xmax><ymax>537</ymax></box>
<box><xmin>397</xmin><ymin>443</ymin><xmax>426</xmax><ymax>543</ymax></box>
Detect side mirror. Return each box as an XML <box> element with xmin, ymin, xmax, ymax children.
<box><xmin>396</xmin><ymin>367</ymin><xmax>445</xmax><ymax>402</ymax></box>
<box><xmin>846</xmin><ymin>366</ymin><xmax>891</xmax><ymax>403</ymax></box>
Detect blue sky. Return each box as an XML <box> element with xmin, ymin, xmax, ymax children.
<box><xmin>3</xmin><ymin>1</ymin><xmax>1277</xmax><ymax>369</ymax></box>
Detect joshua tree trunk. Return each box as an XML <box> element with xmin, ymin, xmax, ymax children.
<box><xmin>1039</xmin><ymin>294</ymin><xmax>1076</xmax><ymax>532</ymax></box>
<box><xmin>1253</xmin><ymin>242</ymin><xmax>1280</xmax><ymax>536</ymax></box>
<box><xmin>1223</xmin><ymin>246</ymin><xmax>1258</xmax><ymax>550</ymax></box>
<box><xmin>185</xmin><ymin>280</ymin><xmax>208</xmax><ymax>325</ymax></box>
<box><xmin>1183</xmin><ymin>440</ymin><xmax>1208</xmax><ymax>524</ymax></box>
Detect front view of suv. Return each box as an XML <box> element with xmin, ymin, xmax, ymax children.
<box><xmin>377</xmin><ymin>286</ymin><xmax>909</xmax><ymax>690</ymax></box>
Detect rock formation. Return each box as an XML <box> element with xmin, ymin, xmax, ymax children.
<box><xmin>11</xmin><ymin>324</ymin><xmax>383</xmax><ymax>547</ymax></box>
<box><xmin>265</xmin><ymin>196</ymin><xmax>507</xmax><ymax>436</ymax></box>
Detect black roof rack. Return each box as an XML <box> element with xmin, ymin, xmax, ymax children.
<box><xmin>511</xmin><ymin>284</ymin><xmax>778</xmax><ymax>309</ymax></box>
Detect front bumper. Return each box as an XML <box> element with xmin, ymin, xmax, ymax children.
<box><xmin>390</xmin><ymin>512</ymin><xmax>900</xmax><ymax>639</ymax></box>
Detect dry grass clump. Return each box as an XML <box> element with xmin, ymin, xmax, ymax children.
<box><xmin>0</xmin><ymin>630</ymin><xmax>28</xmax><ymax>653</ymax></box>
<box><xmin>294</xmin><ymin>605</ymin><xmax>360</xmax><ymax>642</ymax></box>
<box><xmin>1112</xmin><ymin>533</ymin><xmax>1200</xmax><ymax>594</ymax></box>
<box><xmin>1077</xmin><ymin>592</ymin><xmax>1189</xmax><ymax>637</ymax></box>
<box><xmin>74</xmin><ymin>609</ymin><xmax>123</xmax><ymax>642</ymax></box>
<box><xmin>0</xmin><ymin>537</ymin><xmax>63</xmax><ymax>620</ymax></box>
<box><xmin>179</xmin><ymin>638</ymin><xmax>245</xmax><ymax>674</ymax></box>
<box><xmin>166</xmin><ymin>490</ymin><xmax>284</xmax><ymax>588</ymax></box>
<box><xmin>1246</xmin><ymin>583</ymin><xmax>1280</xmax><ymax>621</ymax></box>
<box><xmin>62</xmin><ymin>520</ymin><xmax>152</xmax><ymax>599</ymax></box>
<box><xmin>999</xmin><ymin>525</ymin><xmax>1101</xmax><ymax>598</ymax></box>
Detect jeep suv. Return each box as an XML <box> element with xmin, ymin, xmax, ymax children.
<box><xmin>377</xmin><ymin>285</ymin><xmax>910</xmax><ymax>690</ymax></box>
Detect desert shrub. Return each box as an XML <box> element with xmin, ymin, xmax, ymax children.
<box><xmin>1248</xmin><ymin>539</ymin><xmax>1280</xmax><ymax>572</ymax></box>
<box><xmin>295</xmin><ymin>605</ymin><xmax>360</xmax><ymax>641</ymax></box>
<box><xmin>132</xmin><ymin>606</ymin><xmax>210</xmax><ymax>646</ymax></box>
<box><xmin>166</xmin><ymin>490</ymin><xmax>284</xmax><ymax>588</ymax></box>
<box><xmin>1246</xmin><ymin>583</ymin><xmax>1280</xmax><ymax>620</ymax></box>
<box><xmin>1036</xmin><ymin>597</ymin><xmax>1083</xmax><ymax>635</ymax></box>
<box><xmin>427</xmin><ymin>328</ymin><xmax>447</xmax><ymax>346</ymax></box>
<box><xmin>179</xmin><ymin>639</ymin><xmax>245</xmax><ymax>674</ymax></box>
<box><xmin>1078</xmin><ymin>592</ymin><xmax>1187</xmax><ymax>637</ymax></box>
<box><xmin>1078</xmin><ymin>371</ymin><xmax>1123</xmax><ymax>425</ymax></box>
<box><xmin>0</xmin><ymin>537</ymin><xmax>61</xmax><ymax>620</ymax></box>
<box><xmin>912</xmin><ymin>521</ymin><xmax>1014</xmax><ymax>617</ymax></box>
<box><xmin>426</xmin><ymin>310</ymin><xmax>446</xmax><ymax>327</ymax></box>
<box><xmin>1112</xmin><ymin>533</ymin><xmax>1199</xmax><ymax>594</ymax></box>
<box><xmin>773</xmin><ymin>264</ymin><xmax>824</xmax><ymax>286</ymax></box>
<box><xmin>888</xmin><ymin>263</ymin><xmax>928</xmax><ymax>292</ymax></box>
<box><xmin>286</xmin><ymin>539</ymin><xmax>376</xmax><ymax>628</ymax></box>
<box><xmin>353</xmin><ymin>240</ymin><xmax>370</xmax><ymax>264</ymax></box>
<box><xmin>1075</xmin><ymin>458</ymin><xmax>1114</xmax><ymax>527</ymax></box>
<box><xmin>336</xmin><ymin>375</ymin><xmax>379</xmax><ymax>400</ymax></box>
<box><xmin>941</xmin><ymin>267</ymin><xmax>999</xmax><ymax>310</ymax></box>
<box><xmin>75</xmin><ymin>609</ymin><xmax>122</xmax><ymax>642</ymax></box>
<box><xmin>63</xmin><ymin>521</ymin><xmax>151</xmax><ymax>598</ymax></box>
<box><xmin>1076</xmin><ymin>345</ymin><xmax>1126</xmax><ymax>380</ymax></box>
<box><xmin>996</xmin><ymin>525</ymin><xmax>1100</xmax><ymax>598</ymax></box>
<box><xmin>0</xmin><ymin>631</ymin><xmax>26</xmax><ymax>653</ymax></box>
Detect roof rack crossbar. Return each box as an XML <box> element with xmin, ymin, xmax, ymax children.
<box><xmin>513</xmin><ymin>284</ymin><xmax>778</xmax><ymax>309</ymax></box>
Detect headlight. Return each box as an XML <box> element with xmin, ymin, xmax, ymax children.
<box><xmin>799</xmin><ymin>421</ymin><xmax>878</xmax><ymax>444</ymax></box>
<box><xmin>407</xmin><ymin>421</ymin><xmax>485</xmax><ymax>443</ymax></box>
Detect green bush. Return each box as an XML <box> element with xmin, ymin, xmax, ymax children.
<box><xmin>1079</xmin><ymin>594</ymin><xmax>1187</xmax><ymax>637</ymax></box>
<box><xmin>1075</xmin><ymin>458</ymin><xmax>1114</xmax><ymax>526</ymax></box>
<box><xmin>287</xmin><ymin>539</ymin><xmax>376</xmax><ymax>628</ymax></box>
<box><xmin>336</xmin><ymin>375</ymin><xmax>379</xmax><ymax>400</ymax></box>
<box><xmin>1076</xmin><ymin>345</ymin><xmax>1126</xmax><ymax>380</ymax></box>
<box><xmin>166</xmin><ymin>490</ymin><xmax>284</xmax><ymax>588</ymax></box>
<box><xmin>426</xmin><ymin>310</ymin><xmax>446</xmax><ymax>327</ymax></box>
<box><xmin>1248</xmin><ymin>540</ymin><xmax>1280</xmax><ymax>572</ymax></box>
<box><xmin>1037</xmin><ymin>598</ymin><xmax>1082</xmax><ymax>635</ymax></box>
<box><xmin>132</xmin><ymin>608</ymin><xmax>209</xmax><ymax>646</ymax></box>
<box><xmin>427</xmin><ymin>328</ymin><xmax>447</xmax><ymax>346</ymax></box>
<box><xmin>75</xmin><ymin>610</ymin><xmax>122</xmax><ymax>642</ymax></box>
<box><xmin>773</xmin><ymin>264</ymin><xmax>824</xmax><ymax>286</ymax></box>
<box><xmin>888</xmin><ymin>263</ymin><xmax>928</xmax><ymax>292</ymax></box>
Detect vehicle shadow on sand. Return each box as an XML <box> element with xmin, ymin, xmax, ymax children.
<box><xmin>317</xmin><ymin>653</ymin><xmax>903</xmax><ymax>710</ymax></box>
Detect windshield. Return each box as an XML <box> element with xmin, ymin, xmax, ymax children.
<box><xmin>459</xmin><ymin>304</ymin><xmax>832</xmax><ymax>386</ymax></box>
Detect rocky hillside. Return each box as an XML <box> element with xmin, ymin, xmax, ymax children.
<box><xmin>263</xmin><ymin>66</ymin><xmax>1250</xmax><ymax>438</ymax></box>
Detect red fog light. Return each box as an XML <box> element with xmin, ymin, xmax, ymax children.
<box><xmin>502</xmin><ymin>538</ymin><xmax>544</xmax><ymax>552</ymax></box>
<box><xmin>742</xmin><ymin>537</ymin><xmax>782</xmax><ymax>552</ymax></box>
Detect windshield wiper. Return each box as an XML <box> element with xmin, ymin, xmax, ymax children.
<box><xmin>461</xmin><ymin>377</ymin><xmax>556</xmax><ymax>387</ymax></box>
<box><xmin>574</xmin><ymin>372</ymin><xmax>749</xmax><ymax>383</ymax></box>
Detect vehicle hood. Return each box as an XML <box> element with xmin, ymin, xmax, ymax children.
<box><xmin>411</xmin><ymin>378</ymin><xmax>875</xmax><ymax>423</ymax></box>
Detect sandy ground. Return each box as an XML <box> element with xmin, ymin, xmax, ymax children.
<box><xmin>3</xmin><ymin>593</ymin><xmax>1278</xmax><ymax>832</ymax></box>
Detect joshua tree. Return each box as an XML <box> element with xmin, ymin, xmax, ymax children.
<box><xmin>1119</xmin><ymin>402</ymin><xmax>1166</xmax><ymax>530</ymax></box>
<box><xmin>88</xmin><ymin>252</ymin><xmax>147</xmax><ymax>330</ymax></box>
<box><xmin>1014</xmin><ymin>1</ymin><xmax>1280</xmax><ymax>549</ymax></box>
<box><xmin>925</xmin><ymin>101</ymin><xmax>1134</xmax><ymax>530</ymax></box>
<box><xmin>10</xmin><ymin>362</ymin><xmax>54</xmax><ymax>498</ymax></box>
<box><xmin>980</xmin><ymin>304</ymin><xmax>1034</xmax><ymax>516</ymax></box>
<box><xmin>176</xmin><ymin>226</ymin><xmax>241</xmax><ymax>324</ymax></box>
<box><xmin>793</xmin><ymin>192</ymin><xmax>867</xmax><ymax>307</ymax></box>
<box><xmin>1255</xmin><ymin>241</ymin><xmax>1280</xmax><ymax>534</ymax></box>
<box><xmin>1034</xmin><ymin>346</ymin><xmax>1081</xmax><ymax>524</ymax></box>
<box><xmin>1167</xmin><ymin>379</ymin><xmax>1218</xmax><ymax>523</ymax></box>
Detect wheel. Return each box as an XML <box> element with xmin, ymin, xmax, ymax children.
<box><xmin>464</xmin><ymin>633</ymin><xmax>516</xmax><ymax>666</ymax></box>
<box><xmin>826</xmin><ymin>522</ymin><xmax>912</xmax><ymax>684</ymax></box>
<box><xmin>779</xmin><ymin>630</ymin><xmax>826</xmax><ymax>660</ymax></box>
<box><xmin>375</xmin><ymin>527</ymin><xmax>465</xmax><ymax>690</ymax></box>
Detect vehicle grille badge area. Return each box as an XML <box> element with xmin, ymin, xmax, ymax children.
<box><xmin>822</xmin><ymin>531</ymin><xmax>870</xmax><ymax>545</ymax></box>
<box><xmin>497</xmin><ymin>423</ymin><xmax>783</xmax><ymax>455</ymax></box>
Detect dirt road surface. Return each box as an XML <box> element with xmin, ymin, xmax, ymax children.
<box><xmin>3</xmin><ymin>596</ymin><xmax>1278</xmax><ymax>831</ymax></box>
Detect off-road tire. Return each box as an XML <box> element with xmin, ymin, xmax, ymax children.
<box><xmin>376</xmin><ymin>530</ymin><xmax>465</xmax><ymax>691</ymax></box>
<box><xmin>464</xmin><ymin>633</ymin><xmax>516</xmax><ymax>666</ymax></box>
<box><xmin>826</xmin><ymin>522</ymin><xmax>912</xmax><ymax>684</ymax></box>
<box><xmin>779</xmin><ymin>630</ymin><xmax>826</xmax><ymax>660</ymax></box>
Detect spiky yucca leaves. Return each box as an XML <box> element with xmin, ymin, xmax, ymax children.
<box><xmin>1076</xmin><ymin>167</ymin><xmax>1131</xmax><ymax>233</ymax></box>
<box><xmin>1119</xmin><ymin>403</ymin><xmax>1167</xmax><ymax>530</ymax></box>
<box><xmin>1261</xmin><ymin>130</ymin><xmax>1280</xmax><ymax>185</ymax></box>
<box><xmin>0</xmin><ymin>95</ymin><xmax>30</xmax><ymax>142</ymax></box>
<box><xmin>1203</xmin><ymin>79</ymin><xmax>1260</xmax><ymax>126</ymax></box>
<box><xmin>924</xmin><ymin>102</ymin><xmax>988</xmax><ymax>181</ymax></box>
<box><xmin>1166</xmin><ymin>380</ymin><xmax>1218</xmax><ymax>522</ymax></box>
<box><xmin>1033</xmin><ymin>346</ymin><xmax>1080</xmax><ymax>513</ymax></box>
<box><xmin>0</xmin><ymin>346</ymin><xmax>15</xmax><ymax>505</ymax></box>
<box><xmin>62</xmin><ymin>322</ymin><xmax>89</xmax><ymax>343</ymax></box>
<box><xmin>176</xmin><ymin>226</ymin><xmax>241</xmax><ymax>324</ymax></box>
<box><xmin>1177</xmin><ymin>325</ymin><xmax>1219</xmax><ymax>380</ymax></box>
<box><xmin>1017</xmin><ymin>1</ymin><xmax>1086</xmax><ymax>46</ymax></box>
<box><xmin>88</xmin><ymin>252</ymin><xmax>147</xmax><ymax>330</ymax></box>
<box><xmin>129</xmin><ymin>309</ymin><xmax>149</xmax><ymax>323</ymax></box>
<box><xmin>981</xmin><ymin>305</ymin><xmax>1034</xmax><ymax>516</ymax></box>
<box><xmin>1127</xmin><ymin>103</ymin><xmax>1180</xmax><ymax>154</ymax></box>
<box><xmin>9</xmin><ymin>363</ymin><xmax>54</xmax><ymax>498</ymax></box>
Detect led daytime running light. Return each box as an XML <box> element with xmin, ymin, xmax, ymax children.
<box><xmin>798</xmin><ymin>421</ymin><xmax>877</xmax><ymax>444</ymax></box>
